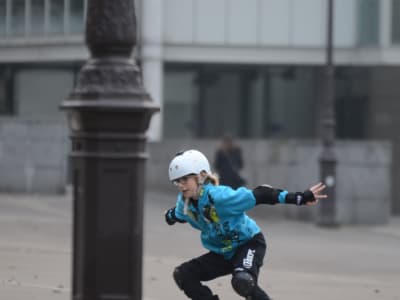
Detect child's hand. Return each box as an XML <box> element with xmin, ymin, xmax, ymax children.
<box><xmin>307</xmin><ymin>182</ymin><xmax>327</xmax><ymax>205</ymax></box>
<box><xmin>165</xmin><ymin>207</ymin><xmax>177</xmax><ymax>225</ymax></box>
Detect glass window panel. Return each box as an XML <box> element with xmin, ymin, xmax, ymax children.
<box><xmin>164</xmin><ymin>68</ymin><xmax>198</xmax><ymax>138</ymax></box>
<box><xmin>264</xmin><ymin>66</ymin><xmax>316</xmax><ymax>138</ymax></box>
<box><xmin>0</xmin><ymin>75</ymin><xmax>7</xmax><ymax>113</ymax></box>
<box><xmin>0</xmin><ymin>68</ymin><xmax>13</xmax><ymax>115</ymax></box>
<box><xmin>0</xmin><ymin>0</ymin><xmax>5</xmax><ymax>37</ymax></box>
<box><xmin>246</xmin><ymin>72</ymin><xmax>266</xmax><ymax>138</ymax></box>
<box><xmin>70</xmin><ymin>0</ymin><xmax>84</xmax><ymax>33</ymax></box>
<box><xmin>15</xmin><ymin>68</ymin><xmax>74</xmax><ymax>118</ymax></box>
<box><xmin>358</xmin><ymin>0</ymin><xmax>379</xmax><ymax>45</ymax></box>
<box><xmin>164</xmin><ymin>64</ymin><xmax>372</xmax><ymax>140</ymax></box>
<box><xmin>335</xmin><ymin>67</ymin><xmax>369</xmax><ymax>139</ymax></box>
<box><xmin>49</xmin><ymin>0</ymin><xmax>64</xmax><ymax>34</ymax></box>
<box><xmin>11</xmin><ymin>0</ymin><xmax>26</xmax><ymax>36</ymax></box>
<box><xmin>198</xmin><ymin>68</ymin><xmax>242</xmax><ymax>138</ymax></box>
<box><xmin>164</xmin><ymin>64</ymin><xmax>317</xmax><ymax>139</ymax></box>
<box><xmin>31</xmin><ymin>0</ymin><xmax>45</xmax><ymax>35</ymax></box>
<box><xmin>392</xmin><ymin>0</ymin><xmax>400</xmax><ymax>43</ymax></box>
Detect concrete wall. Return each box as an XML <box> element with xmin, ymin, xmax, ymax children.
<box><xmin>147</xmin><ymin>139</ymin><xmax>392</xmax><ymax>225</ymax></box>
<box><xmin>0</xmin><ymin>119</ymin><xmax>68</xmax><ymax>193</ymax></box>
<box><xmin>0</xmin><ymin>122</ymin><xmax>391</xmax><ymax>224</ymax></box>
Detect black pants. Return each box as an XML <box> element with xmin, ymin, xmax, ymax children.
<box><xmin>173</xmin><ymin>233</ymin><xmax>271</xmax><ymax>300</ymax></box>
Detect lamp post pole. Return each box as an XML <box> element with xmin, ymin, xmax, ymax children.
<box><xmin>318</xmin><ymin>0</ymin><xmax>339</xmax><ymax>227</ymax></box>
<box><xmin>61</xmin><ymin>1</ymin><xmax>159</xmax><ymax>299</ymax></box>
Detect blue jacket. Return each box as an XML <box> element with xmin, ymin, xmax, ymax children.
<box><xmin>174</xmin><ymin>183</ymin><xmax>260</xmax><ymax>259</ymax></box>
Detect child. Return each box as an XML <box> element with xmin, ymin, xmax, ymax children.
<box><xmin>165</xmin><ymin>149</ymin><xmax>327</xmax><ymax>300</ymax></box>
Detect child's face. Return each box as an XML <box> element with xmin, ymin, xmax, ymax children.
<box><xmin>173</xmin><ymin>174</ymin><xmax>199</xmax><ymax>199</ymax></box>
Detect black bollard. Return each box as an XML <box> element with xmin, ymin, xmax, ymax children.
<box><xmin>61</xmin><ymin>1</ymin><xmax>159</xmax><ymax>299</ymax></box>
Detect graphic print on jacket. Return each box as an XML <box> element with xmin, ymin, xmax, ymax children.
<box><xmin>174</xmin><ymin>183</ymin><xmax>261</xmax><ymax>259</ymax></box>
<box><xmin>203</xmin><ymin>198</ymin><xmax>220</xmax><ymax>223</ymax></box>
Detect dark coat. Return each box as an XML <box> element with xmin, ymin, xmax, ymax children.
<box><xmin>214</xmin><ymin>147</ymin><xmax>245</xmax><ymax>189</ymax></box>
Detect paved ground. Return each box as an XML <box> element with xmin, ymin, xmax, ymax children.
<box><xmin>0</xmin><ymin>190</ymin><xmax>400</xmax><ymax>300</ymax></box>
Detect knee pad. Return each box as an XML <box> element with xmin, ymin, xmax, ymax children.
<box><xmin>231</xmin><ymin>270</ymin><xmax>256</xmax><ymax>297</ymax></box>
<box><xmin>173</xmin><ymin>267</ymin><xmax>184</xmax><ymax>290</ymax></box>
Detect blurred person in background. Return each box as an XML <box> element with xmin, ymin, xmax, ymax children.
<box><xmin>214</xmin><ymin>135</ymin><xmax>246</xmax><ymax>189</ymax></box>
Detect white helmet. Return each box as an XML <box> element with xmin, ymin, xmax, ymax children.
<box><xmin>168</xmin><ymin>149</ymin><xmax>211</xmax><ymax>181</ymax></box>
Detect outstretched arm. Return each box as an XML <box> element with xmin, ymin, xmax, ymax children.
<box><xmin>253</xmin><ymin>182</ymin><xmax>327</xmax><ymax>206</ymax></box>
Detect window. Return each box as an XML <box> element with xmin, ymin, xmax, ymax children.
<box><xmin>0</xmin><ymin>64</ymin><xmax>83</xmax><ymax>117</ymax></box>
<box><xmin>164</xmin><ymin>64</ymin><xmax>318</xmax><ymax>139</ymax></box>
<box><xmin>392</xmin><ymin>0</ymin><xmax>400</xmax><ymax>43</ymax></box>
<box><xmin>164</xmin><ymin>64</ymin><xmax>373</xmax><ymax>140</ymax></box>
<box><xmin>70</xmin><ymin>0</ymin><xmax>84</xmax><ymax>33</ymax></box>
<box><xmin>265</xmin><ymin>67</ymin><xmax>316</xmax><ymax>138</ymax></box>
<box><xmin>0</xmin><ymin>0</ymin><xmax>85</xmax><ymax>38</ymax></box>
<box><xmin>0</xmin><ymin>0</ymin><xmax>5</xmax><ymax>37</ymax></box>
<box><xmin>14</xmin><ymin>68</ymin><xmax>74</xmax><ymax>119</ymax></box>
<box><xmin>49</xmin><ymin>0</ymin><xmax>64</xmax><ymax>34</ymax></box>
<box><xmin>164</xmin><ymin>67</ymin><xmax>198</xmax><ymax>138</ymax></box>
<box><xmin>0</xmin><ymin>67</ymin><xmax>13</xmax><ymax>115</ymax></box>
<box><xmin>335</xmin><ymin>67</ymin><xmax>369</xmax><ymax>139</ymax></box>
<box><xmin>31</xmin><ymin>0</ymin><xmax>45</xmax><ymax>35</ymax></box>
<box><xmin>11</xmin><ymin>0</ymin><xmax>26</xmax><ymax>36</ymax></box>
<box><xmin>358</xmin><ymin>0</ymin><xmax>379</xmax><ymax>46</ymax></box>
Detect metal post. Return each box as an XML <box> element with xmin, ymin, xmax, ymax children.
<box><xmin>317</xmin><ymin>0</ymin><xmax>339</xmax><ymax>227</ymax></box>
<box><xmin>61</xmin><ymin>1</ymin><xmax>159</xmax><ymax>299</ymax></box>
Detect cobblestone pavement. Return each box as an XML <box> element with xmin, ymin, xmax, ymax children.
<box><xmin>0</xmin><ymin>191</ymin><xmax>399</xmax><ymax>300</ymax></box>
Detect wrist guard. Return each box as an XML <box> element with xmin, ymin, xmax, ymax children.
<box><xmin>286</xmin><ymin>190</ymin><xmax>315</xmax><ymax>205</ymax></box>
<box><xmin>165</xmin><ymin>207</ymin><xmax>186</xmax><ymax>225</ymax></box>
<box><xmin>165</xmin><ymin>207</ymin><xmax>177</xmax><ymax>225</ymax></box>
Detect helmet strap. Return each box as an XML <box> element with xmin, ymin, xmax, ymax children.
<box><xmin>183</xmin><ymin>198</ymin><xmax>189</xmax><ymax>215</ymax></box>
<box><xmin>197</xmin><ymin>173</ymin><xmax>206</xmax><ymax>185</ymax></box>
<box><xmin>195</xmin><ymin>173</ymin><xmax>207</xmax><ymax>196</ymax></box>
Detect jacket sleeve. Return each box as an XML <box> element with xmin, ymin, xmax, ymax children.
<box><xmin>165</xmin><ymin>195</ymin><xmax>187</xmax><ymax>225</ymax></box>
<box><xmin>211</xmin><ymin>186</ymin><xmax>256</xmax><ymax>215</ymax></box>
<box><xmin>173</xmin><ymin>196</ymin><xmax>187</xmax><ymax>222</ymax></box>
<box><xmin>252</xmin><ymin>184</ymin><xmax>315</xmax><ymax>205</ymax></box>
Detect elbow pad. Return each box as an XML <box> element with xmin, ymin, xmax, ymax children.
<box><xmin>253</xmin><ymin>185</ymin><xmax>281</xmax><ymax>205</ymax></box>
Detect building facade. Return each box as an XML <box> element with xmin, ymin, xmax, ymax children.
<box><xmin>0</xmin><ymin>0</ymin><xmax>399</xmax><ymax>215</ymax></box>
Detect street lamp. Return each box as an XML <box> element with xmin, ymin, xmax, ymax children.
<box><xmin>61</xmin><ymin>1</ymin><xmax>159</xmax><ymax>299</ymax></box>
<box><xmin>317</xmin><ymin>0</ymin><xmax>339</xmax><ymax>227</ymax></box>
